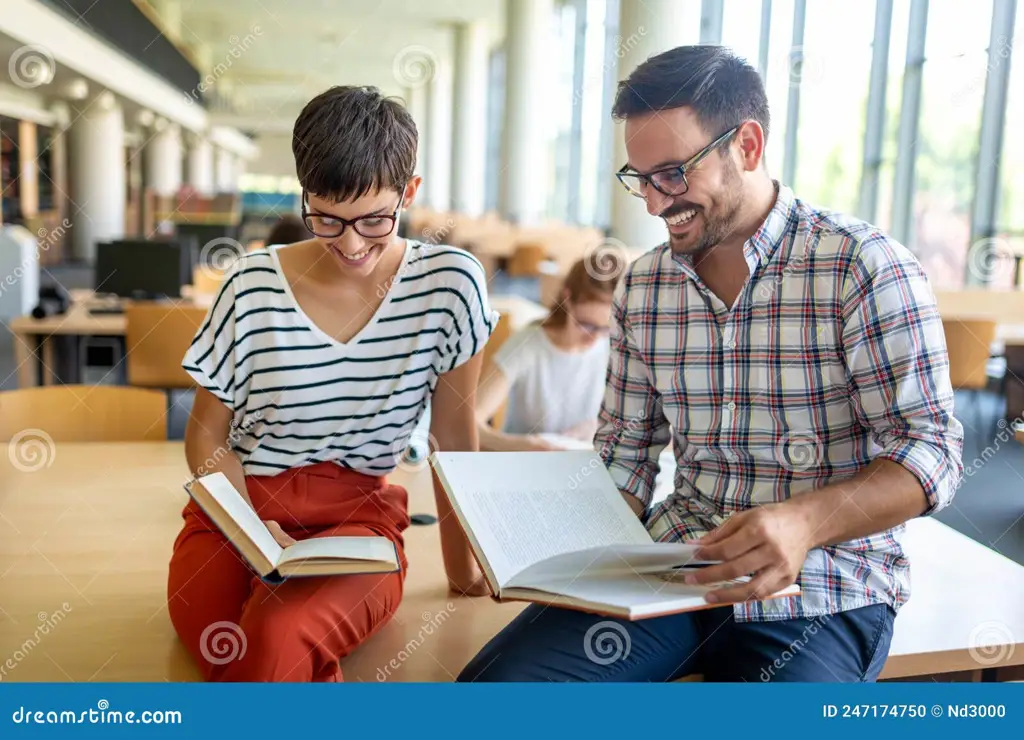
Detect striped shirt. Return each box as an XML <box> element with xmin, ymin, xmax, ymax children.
<box><xmin>183</xmin><ymin>240</ymin><xmax>496</xmax><ymax>477</ymax></box>
<box><xmin>596</xmin><ymin>182</ymin><xmax>964</xmax><ymax>623</ymax></box>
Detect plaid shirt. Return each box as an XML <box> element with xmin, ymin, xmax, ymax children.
<box><xmin>596</xmin><ymin>183</ymin><xmax>964</xmax><ymax>622</ymax></box>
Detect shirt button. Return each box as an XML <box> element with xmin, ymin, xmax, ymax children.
<box><xmin>727</xmin><ymin>402</ymin><xmax>737</xmax><ymax>412</ymax></box>
<box><xmin>726</xmin><ymin>340</ymin><xmax>737</xmax><ymax>349</ymax></box>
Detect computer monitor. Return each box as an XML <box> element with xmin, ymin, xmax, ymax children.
<box><xmin>94</xmin><ymin>240</ymin><xmax>189</xmax><ymax>300</ymax></box>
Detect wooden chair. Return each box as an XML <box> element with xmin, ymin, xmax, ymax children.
<box><xmin>125</xmin><ymin>303</ymin><xmax>208</xmax><ymax>389</ymax></box>
<box><xmin>191</xmin><ymin>265</ymin><xmax>225</xmax><ymax>296</ymax></box>
<box><xmin>481</xmin><ymin>311</ymin><xmax>514</xmax><ymax>430</ymax></box>
<box><xmin>942</xmin><ymin>318</ymin><xmax>999</xmax><ymax>455</ymax></box>
<box><xmin>506</xmin><ymin>242</ymin><xmax>550</xmax><ymax>278</ymax></box>
<box><xmin>0</xmin><ymin>386</ymin><xmax>167</xmax><ymax>442</ymax></box>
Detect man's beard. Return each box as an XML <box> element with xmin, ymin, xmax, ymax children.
<box><xmin>665</xmin><ymin>163</ymin><xmax>744</xmax><ymax>256</ymax></box>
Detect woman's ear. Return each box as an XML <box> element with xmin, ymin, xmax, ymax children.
<box><xmin>403</xmin><ymin>176</ymin><xmax>423</xmax><ymax>209</ymax></box>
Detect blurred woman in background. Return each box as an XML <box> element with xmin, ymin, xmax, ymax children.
<box><xmin>475</xmin><ymin>253</ymin><xmax>623</xmax><ymax>451</ymax></box>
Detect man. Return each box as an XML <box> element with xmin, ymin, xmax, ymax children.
<box><xmin>458</xmin><ymin>45</ymin><xmax>963</xmax><ymax>682</ymax></box>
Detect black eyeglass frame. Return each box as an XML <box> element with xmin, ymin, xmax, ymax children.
<box><xmin>615</xmin><ymin>124</ymin><xmax>743</xmax><ymax>199</ymax></box>
<box><xmin>300</xmin><ymin>190</ymin><xmax>404</xmax><ymax>239</ymax></box>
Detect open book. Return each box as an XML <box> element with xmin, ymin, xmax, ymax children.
<box><xmin>431</xmin><ymin>451</ymin><xmax>799</xmax><ymax>620</ymax></box>
<box><xmin>184</xmin><ymin>473</ymin><xmax>399</xmax><ymax>583</ymax></box>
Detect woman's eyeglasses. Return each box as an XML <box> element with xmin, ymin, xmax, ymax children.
<box><xmin>301</xmin><ymin>191</ymin><xmax>403</xmax><ymax>239</ymax></box>
<box><xmin>616</xmin><ymin>124</ymin><xmax>741</xmax><ymax>199</ymax></box>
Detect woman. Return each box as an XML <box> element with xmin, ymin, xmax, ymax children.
<box><xmin>169</xmin><ymin>85</ymin><xmax>494</xmax><ymax>682</ymax></box>
<box><xmin>476</xmin><ymin>254</ymin><xmax>622</xmax><ymax>452</ymax></box>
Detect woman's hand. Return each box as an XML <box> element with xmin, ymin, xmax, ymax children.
<box><xmin>264</xmin><ymin>520</ymin><xmax>297</xmax><ymax>547</ymax></box>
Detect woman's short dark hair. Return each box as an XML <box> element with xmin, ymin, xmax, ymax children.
<box><xmin>612</xmin><ymin>45</ymin><xmax>770</xmax><ymax>144</ymax></box>
<box><xmin>292</xmin><ymin>85</ymin><xmax>417</xmax><ymax>202</ymax></box>
<box><xmin>265</xmin><ymin>213</ymin><xmax>309</xmax><ymax>245</ymax></box>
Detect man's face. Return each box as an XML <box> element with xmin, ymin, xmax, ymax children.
<box><xmin>623</xmin><ymin>107</ymin><xmax>745</xmax><ymax>257</ymax></box>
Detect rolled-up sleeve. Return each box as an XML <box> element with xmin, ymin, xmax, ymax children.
<box><xmin>595</xmin><ymin>275</ymin><xmax>672</xmax><ymax>509</ymax></box>
<box><xmin>840</xmin><ymin>234</ymin><xmax>964</xmax><ymax>514</ymax></box>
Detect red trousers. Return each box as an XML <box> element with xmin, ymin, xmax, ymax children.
<box><xmin>167</xmin><ymin>462</ymin><xmax>409</xmax><ymax>682</ymax></box>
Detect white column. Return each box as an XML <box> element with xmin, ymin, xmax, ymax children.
<box><xmin>407</xmin><ymin>85</ymin><xmax>429</xmax><ymax>180</ymax></box>
<box><xmin>146</xmin><ymin>121</ymin><xmax>183</xmax><ymax>197</ymax></box>
<box><xmin>501</xmin><ymin>0</ymin><xmax>553</xmax><ymax>225</ymax></box>
<box><xmin>69</xmin><ymin>92</ymin><xmax>125</xmax><ymax>261</ymax></box>
<box><xmin>427</xmin><ymin>58</ymin><xmax>454</xmax><ymax>211</ymax></box>
<box><xmin>233</xmin><ymin>157</ymin><xmax>247</xmax><ymax>192</ymax></box>
<box><xmin>610</xmin><ymin>0</ymin><xmax>698</xmax><ymax>249</ymax></box>
<box><xmin>215</xmin><ymin>147</ymin><xmax>236</xmax><ymax>193</ymax></box>
<box><xmin>452</xmin><ymin>22</ymin><xmax>489</xmax><ymax>216</ymax></box>
<box><xmin>186</xmin><ymin>136</ymin><xmax>215</xmax><ymax>196</ymax></box>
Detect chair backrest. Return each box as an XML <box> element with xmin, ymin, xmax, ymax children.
<box><xmin>942</xmin><ymin>319</ymin><xmax>997</xmax><ymax>390</ymax></box>
<box><xmin>125</xmin><ymin>302</ymin><xmax>208</xmax><ymax>389</ymax></box>
<box><xmin>481</xmin><ymin>311</ymin><xmax>515</xmax><ymax>430</ymax></box>
<box><xmin>0</xmin><ymin>386</ymin><xmax>167</xmax><ymax>442</ymax></box>
<box><xmin>507</xmin><ymin>242</ymin><xmax>549</xmax><ymax>277</ymax></box>
<box><xmin>191</xmin><ymin>265</ymin><xmax>225</xmax><ymax>296</ymax></box>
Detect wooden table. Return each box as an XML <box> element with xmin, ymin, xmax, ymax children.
<box><xmin>3</xmin><ymin>442</ymin><xmax>1022</xmax><ymax>682</ymax></box>
<box><xmin>0</xmin><ymin>442</ymin><xmax>523</xmax><ymax>682</ymax></box>
<box><xmin>7</xmin><ymin>290</ymin><xmax>214</xmax><ymax>389</ymax></box>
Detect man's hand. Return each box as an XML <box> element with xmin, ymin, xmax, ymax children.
<box><xmin>684</xmin><ymin>503</ymin><xmax>813</xmax><ymax>604</ymax></box>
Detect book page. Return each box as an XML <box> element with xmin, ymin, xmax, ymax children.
<box><xmin>192</xmin><ymin>473</ymin><xmax>283</xmax><ymax>569</ymax></box>
<box><xmin>432</xmin><ymin>451</ymin><xmax>651</xmax><ymax>587</ymax></box>
<box><xmin>277</xmin><ymin>536</ymin><xmax>396</xmax><ymax>566</ymax></box>
<box><xmin>507</xmin><ymin>542</ymin><xmax>712</xmax><ymax>589</ymax></box>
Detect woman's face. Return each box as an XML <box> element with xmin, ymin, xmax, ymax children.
<box><xmin>565</xmin><ymin>299</ymin><xmax>612</xmax><ymax>347</ymax></box>
<box><xmin>302</xmin><ymin>178</ymin><xmax>420</xmax><ymax>278</ymax></box>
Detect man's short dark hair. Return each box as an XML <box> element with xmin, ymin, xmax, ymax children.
<box><xmin>612</xmin><ymin>45</ymin><xmax>770</xmax><ymax>145</ymax></box>
<box><xmin>292</xmin><ymin>85</ymin><xmax>417</xmax><ymax>202</ymax></box>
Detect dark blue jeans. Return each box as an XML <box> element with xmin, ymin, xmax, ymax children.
<box><xmin>457</xmin><ymin>603</ymin><xmax>895</xmax><ymax>682</ymax></box>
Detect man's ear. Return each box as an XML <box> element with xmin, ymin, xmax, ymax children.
<box><xmin>403</xmin><ymin>176</ymin><xmax>423</xmax><ymax>209</ymax></box>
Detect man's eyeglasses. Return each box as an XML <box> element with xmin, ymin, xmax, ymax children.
<box><xmin>616</xmin><ymin>124</ymin><xmax>742</xmax><ymax>199</ymax></box>
<box><xmin>301</xmin><ymin>191</ymin><xmax>403</xmax><ymax>239</ymax></box>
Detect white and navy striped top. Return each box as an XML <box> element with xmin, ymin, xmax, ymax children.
<box><xmin>182</xmin><ymin>240</ymin><xmax>496</xmax><ymax>477</ymax></box>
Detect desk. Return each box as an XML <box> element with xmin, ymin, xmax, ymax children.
<box><xmin>7</xmin><ymin>291</ymin><xmax>214</xmax><ymax>389</ymax></box>
<box><xmin>0</xmin><ymin>442</ymin><xmax>523</xmax><ymax>682</ymax></box>
<box><xmin>3</xmin><ymin>443</ymin><xmax>1022</xmax><ymax>682</ymax></box>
